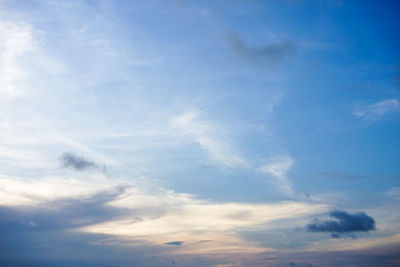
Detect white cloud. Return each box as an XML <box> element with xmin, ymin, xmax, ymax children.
<box><xmin>0</xmin><ymin>174</ymin><xmax>111</xmax><ymax>206</ymax></box>
<box><xmin>171</xmin><ymin>110</ymin><xmax>246</xmax><ymax>167</ymax></box>
<box><xmin>0</xmin><ymin>21</ymin><xmax>33</xmax><ymax>99</ymax></box>
<box><xmin>387</xmin><ymin>187</ymin><xmax>400</xmax><ymax>200</ymax></box>
<box><xmin>258</xmin><ymin>157</ymin><xmax>294</xmax><ymax>195</ymax></box>
<box><xmin>353</xmin><ymin>98</ymin><xmax>400</xmax><ymax>120</ymax></box>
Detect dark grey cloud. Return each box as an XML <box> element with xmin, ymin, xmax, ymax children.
<box><xmin>164</xmin><ymin>241</ymin><xmax>183</xmax><ymax>246</ymax></box>
<box><xmin>60</xmin><ymin>152</ymin><xmax>104</xmax><ymax>171</ymax></box>
<box><xmin>306</xmin><ymin>210</ymin><xmax>375</xmax><ymax>237</ymax></box>
<box><xmin>228</xmin><ymin>31</ymin><xmax>295</xmax><ymax>66</ymax></box>
<box><xmin>0</xmin><ymin>186</ymin><xmax>178</xmax><ymax>267</ymax></box>
<box><xmin>0</xmin><ymin>186</ymin><xmax>129</xmax><ymax>232</ymax></box>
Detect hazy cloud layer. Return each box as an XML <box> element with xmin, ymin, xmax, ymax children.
<box><xmin>1</xmin><ymin>0</ymin><xmax>399</xmax><ymax>266</ymax></box>
<box><xmin>306</xmin><ymin>210</ymin><xmax>376</xmax><ymax>237</ymax></box>
<box><xmin>228</xmin><ymin>32</ymin><xmax>295</xmax><ymax>66</ymax></box>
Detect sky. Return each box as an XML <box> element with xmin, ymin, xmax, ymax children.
<box><xmin>0</xmin><ymin>0</ymin><xmax>399</xmax><ymax>266</ymax></box>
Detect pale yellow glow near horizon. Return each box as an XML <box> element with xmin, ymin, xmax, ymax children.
<box><xmin>80</xmin><ymin>187</ymin><xmax>328</xmax><ymax>252</ymax></box>
<box><xmin>0</xmin><ymin>173</ymin><xmax>329</xmax><ymax>253</ymax></box>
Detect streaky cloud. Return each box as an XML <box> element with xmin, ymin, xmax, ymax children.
<box><xmin>258</xmin><ymin>156</ymin><xmax>295</xmax><ymax>196</ymax></box>
<box><xmin>165</xmin><ymin>241</ymin><xmax>183</xmax><ymax>246</ymax></box>
<box><xmin>172</xmin><ymin>110</ymin><xmax>246</xmax><ymax>167</ymax></box>
<box><xmin>353</xmin><ymin>98</ymin><xmax>400</xmax><ymax>121</ymax></box>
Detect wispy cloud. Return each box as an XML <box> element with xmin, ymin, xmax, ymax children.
<box><xmin>171</xmin><ymin>110</ymin><xmax>246</xmax><ymax>167</ymax></box>
<box><xmin>387</xmin><ymin>187</ymin><xmax>400</xmax><ymax>200</ymax></box>
<box><xmin>0</xmin><ymin>174</ymin><xmax>115</xmax><ymax>206</ymax></box>
<box><xmin>353</xmin><ymin>98</ymin><xmax>400</xmax><ymax>121</ymax></box>
<box><xmin>258</xmin><ymin>157</ymin><xmax>295</xmax><ymax>195</ymax></box>
<box><xmin>0</xmin><ymin>21</ymin><xmax>33</xmax><ymax>99</ymax></box>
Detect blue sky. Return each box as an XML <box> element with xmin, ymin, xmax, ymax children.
<box><xmin>0</xmin><ymin>0</ymin><xmax>399</xmax><ymax>266</ymax></box>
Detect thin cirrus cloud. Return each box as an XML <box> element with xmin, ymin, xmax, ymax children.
<box><xmin>171</xmin><ymin>110</ymin><xmax>246</xmax><ymax>167</ymax></box>
<box><xmin>353</xmin><ymin>98</ymin><xmax>400</xmax><ymax>121</ymax></box>
<box><xmin>0</xmin><ymin>21</ymin><xmax>33</xmax><ymax>99</ymax></box>
<box><xmin>228</xmin><ymin>31</ymin><xmax>295</xmax><ymax>66</ymax></box>
<box><xmin>306</xmin><ymin>210</ymin><xmax>376</xmax><ymax>238</ymax></box>
<box><xmin>258</xmin><ymin>157</ymin><xmax>295</xmax><ymax>196</ymax></box>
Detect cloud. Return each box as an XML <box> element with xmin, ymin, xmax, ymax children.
<box><xmin>258</xmin><ymin>157</ymin><xmax>294</xmax><ymax>195</ymax></box>
<box><xmin>60</xmin><ymin>152</ymin><xmax>103</xmax><ymax>171</ymax></box>
<box><xmin>228</xmin><ymin>31</ymin><xmax>295</xmax><ymax>66</ymax></box>
<box><xmin>0</xmin><ymin>20</ymin><xmax>33</xmax><ymax>99</ymax></box>
<box><xmin>172</xmin><ymin>111</ymin><xmax>246</xmax><ymax>167</ymax></box>
<box><xmin>0</xmin><ymin>174</ymin><xmax>122</xmax><ymax>206</ymax></box>
<box><xmin>0</xmin><ymin>185</ymin><xmax>169</xmax><ymax>267</ymax></box>
<box><xmin>387</xmin><ymin>187</ymin><xmax>400</xmax><ymax>200</ymax></box>
<box><xmin>165</xmin><ymin>241</ymin><xmax>183</xmax><ymax>246</ymax></box>
<box><xmin>306</xmin><ymin>210</ymin><xmax>376</xmax><ymax>237</ymax></box>
<box><xmin>353</xmin><ymin>98</ymin><xmax>400</xmax><ymax>121</ymax></box>
<box><xmin>0</xmin><ymin>172</ymin><xmax>328</xmax><ymax>249</ymax></box>
<box><xmin>78</xmin><ymin>181</ymin><xmax>328</xmax><ymax>253</ymax></box>
<box><xmin>0</xmin><ymin>186</ymin><xmax>127</xmax><ymax>232</ymax></box>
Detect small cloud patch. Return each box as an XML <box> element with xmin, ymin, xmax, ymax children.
<box><xmin>306</xmin><ymin>210</ymin><xmax>375</xmax><ymax>238</ymax></box>
<box><xmin>228</xmin><ymin>31</ymin><xmax>295</xmax><ymax>66</ymax></box>
<box><xmin>60</xmin><ymin>152</ymin><xmax>103</xmax><ymax>171</ymax></box>
<box><xmin>164</xmin><ymin>241</ymin><xmax>183</xmax><ymax>246</ymax></box>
